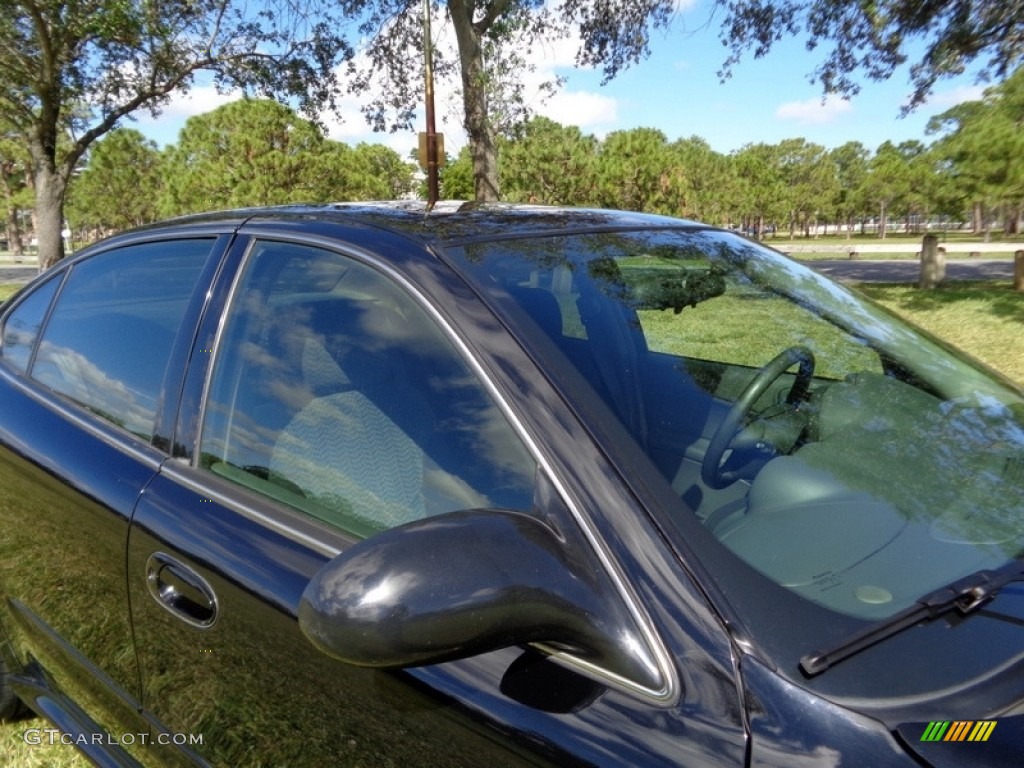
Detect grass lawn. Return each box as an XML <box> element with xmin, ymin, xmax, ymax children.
<box><xmin>1</xmin><ymin>723</ymin><xmax>87</xmax><ymax>768</ymax></box>
<box><xmin>857</xmin><ymin>281</ymin><xmax>1024</xmax><ymax>385</ymax></box>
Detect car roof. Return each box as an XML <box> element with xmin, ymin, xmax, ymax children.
<box><xmin>153</xmin><ymin>201</ymin><xmax>708</xmax><ymax>246</ymax></box>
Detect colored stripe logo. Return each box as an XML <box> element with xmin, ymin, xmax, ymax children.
<box><xmin>920</xmin><ymin>721</ymin><xmax>996</xmax><ymax>742</ymax></box>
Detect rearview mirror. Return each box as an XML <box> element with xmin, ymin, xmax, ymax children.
<box><xmin>623</xmin><ymin>266</ymin><xmax>727</xmax><ymax>313</ymax></box>
<box><xmin>298</xmin><ymin>508</ymin><xmax>665</xmax><ymax>694</ymax></box>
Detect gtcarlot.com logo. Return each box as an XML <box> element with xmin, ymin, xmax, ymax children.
<box><xmin>23</xmin><ymin>728</ymin><xmax>204</xmax><ymax>747</ymax></box>
<box><xmin>920</xmin><ymin>721</ymin><xmax>997</xmax><ymax>742</ymax></box>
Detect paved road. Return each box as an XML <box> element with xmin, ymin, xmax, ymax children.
<box><xmin>802</xmin><ymin>258</ymin><xmax>1017</xmax><ymax>283</ymax></box>
<box><xmin>0</xmin><ymin>263</ymin><xmax>40</xmax><ymax>286</ymax></box>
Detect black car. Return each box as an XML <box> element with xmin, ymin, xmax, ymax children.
<box><xmin>1</xmin><ymin>202</ymin><xmax>1022</xmax><ymax>766</ymax></box>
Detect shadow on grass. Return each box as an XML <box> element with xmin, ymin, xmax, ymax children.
<box><xmin>860</xmin><ymin>281</ymin><xmax>1024</xmax><ymax>324</ymax></box>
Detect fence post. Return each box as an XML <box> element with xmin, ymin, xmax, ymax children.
<box><xmin>1015</xmin><ymin>250</ymin><xmax>1024</xmax><ymax>292</ymax></box>
<box><xmin>918</xmin><ymin>234</ymin><xmax>945</xmax><ymax>289</ymax></box>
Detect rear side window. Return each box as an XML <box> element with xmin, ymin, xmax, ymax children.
<box><xmin>30</xmin><ymin>240</ymin><xmax>212</xmax><ymax>439</ymax></box>
<box><xmin>1</xmin><ymin>275</ymin><xmax>61</xmax><ymax>372</ymax></box>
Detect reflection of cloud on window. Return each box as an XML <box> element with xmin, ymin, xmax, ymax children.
<box><xmin>423</xmin><ymin>467</ymin><xmax>490</xmax><ymax>511</ymax></box>
<box><xmin>202</xmin><ymin>399</ymin><xmax>287</xmax><ymax>470</ymax></box>
<box><xmin>34</xmin><ymin>340</ymin><xmax>155</xmax><ymax>436</ymax></box>
<box><xmin>430</xmin><ymin>371</ymin><xmax>535</xmax><ymax>490</ymax></box>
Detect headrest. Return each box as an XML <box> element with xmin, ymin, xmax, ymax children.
<box><xmin>507</xmin><ymin>286</ymin><xmax>564</xmax><ymax>337</ymax></box>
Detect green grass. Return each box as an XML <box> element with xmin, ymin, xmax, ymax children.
<box><xmin>1</xmin><ymin>721</ymin><xmax>88</xmax><ymax>767</ymax></box>
<box><xmin>858</xmin><ymin>281</ymin><xmax>1024</xmax><ymax>384</ymax></box>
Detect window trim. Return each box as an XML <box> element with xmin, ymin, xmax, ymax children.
<box><xmin>0</xmin><ymin>268</ymin><xmax>69</xmax><ymax>375</ymax></box>
<box><xmin>194</xmin><ymin>230</ymin><xmax>679</xmax><ymax>706</ymax></box>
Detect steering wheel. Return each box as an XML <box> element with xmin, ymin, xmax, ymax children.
<box><xmin>701</xmin><ymin>345</ymin><xmax>815</xmax><ymax>490</ymax></box>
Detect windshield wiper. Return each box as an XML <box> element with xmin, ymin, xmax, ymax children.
<box><xmin>800</xmin><ymin>560</ymin><xmax>1024</xmax><ymax>677</ymax></box>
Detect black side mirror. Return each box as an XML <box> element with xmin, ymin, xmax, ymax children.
<box><xmin>298</xmin><ymin>508</ymin><xmax>667</xmax><ymax>696</ymax></box>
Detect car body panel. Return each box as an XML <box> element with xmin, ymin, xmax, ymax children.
<box><xmin>1</xmin><ymin>203</ymin><xmax>1022</xmax><ymax>766</ymax></box>
<box><xmin>0</xmin><ymin>367</ymin><xmax>160</xmax><ymax>754</ymax></box>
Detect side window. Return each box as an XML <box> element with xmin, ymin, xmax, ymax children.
<box><xmin>30</xmin><ymin>240</ymin><xmax>212</xmax><ymax>439</ymax></box>
<box><xmin>200</xmin><ymin>241</ymin><xmax>537</xmax><ymax>538</ymax></box>
<box><xmin>1</xmin><ymin>275</ymin><xmax>61</xmax><ymax>372</ymax></box>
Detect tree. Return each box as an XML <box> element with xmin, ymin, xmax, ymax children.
<box><xmin>160</xmin><ymin>100</ymin><xmax>329</xmax><ymax>215</ymax></box>
<box><xmin>2</xmin><ymin>0</ymin><xmax>355</xmax><ymax>268</ymax></box>
<box><xmin>774</xmin><ymin>138</ymin><xmax>837</xmax><ymax>237</ymax></box>
<box><xmin>665</xmin><ymin>137</ymin><xmax>736</xmax><ymax>226</ymax></box>
<box><xmin>829</xmin><ymin>142</ymin><xmax>870</xmax><ymax>235</ymax></box>
<box><xmin>861</xmin><ymin>142</ymin><xmax>913</xmax><ymax>239</ymax></box>
<box><xmin>345</xmin><ymin>0</ymin><xmax>677</xmax><ymax>202</ymax></box>
<box><xmin>500</xmin><ymin>117</ymin><xmax>598</xmax><ymax>205</ymax></box>
<box><xmin>889</xmin><ymin>140</ymin><xmax>936</xmax><ymax>233</ymax></box>
<box><xmin>66</xmin><ymin>129</ymin><xmax>163</xmax><ymax>236</ymax></box>
<box><xmin>159</xmin><ymin>100</ymin><xmax>414</xmax><ymax>214</ymax></box>
<box><xmin>731</xmin><ymin>143</ymin><xmax>788</xmax><ymax>233</ymax></box>
<box><xmin>438</xmin><ymin>147</ymin><xmax>476</xmax><ymax>200</ymax></box>
<box><xmin>351</xmin><ymin>143</ymin><xmax>419</xmax><ymax>200</ymax></box>
<box><xmin>0</xmin><ymin>128</ymin><xmax>33</xmax><ymax>258</ymax></box>
<box><xmin>594</xmin><ymin>128</ymin><xmax>675</xmax><ymax>212</ymax></box>
<box><xmin>717</xmin><ymin>0</ymin><xmax>1024</xmax><ymax>110</ymax></box>
<box><xmin>928</xmin><ymin>68</ymin><xmax>1024</xmax><ymax>235</ymax></box>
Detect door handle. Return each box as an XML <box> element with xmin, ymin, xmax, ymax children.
<box><xmin>146</xmin><ymin>552</ymin><xmax>219</xmax><ymax>628</ymax></box>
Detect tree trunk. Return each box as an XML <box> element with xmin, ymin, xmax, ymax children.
<box><xmin>33</xmin><ymin>161</ymin><xmax>68</xmax><ymax>270</ymax></box>
<box><xmin>448</xmin><ymin>0</ymin><xmax>500</xmax><ymax>201</ymax></box>
<box><xmin>5</xmin><ymin>207</ymin><xmax>25</xmax><ymax>258</ymax></box>
<box><xmin>972</xmin><ymin>201</ymin><xmax>984</xmax><ymax>233</ymax></box>
<box><xmin>918</xmin><ymin>234</ymin><xmax>944</xmax><ymax>289</ymax></box>
<box><xmin>0</xmin><ymin>166</ymin><xmax>26</xmax><ymax>258</ymax></box>
<box><xmin>878</xmin><ymin>200</ymin><xmax>887</xmax><ymax>239</ymax></box>
<box><xmin>1005</xmin><ymin>205</ymin><xmax>1022</xmax><ymax>235</ymax></box>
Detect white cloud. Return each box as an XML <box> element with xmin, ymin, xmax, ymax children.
<box><xmin>531</xmin><ymin>34</ymin><xmax>585</xmax><ymax>70</ymax></box>
<box><xmin>924</xmin><ymin>84</ymin><xmax>987</xmax><ymax>109</ymax></box>
<box><xmin>505</xmin><ymin>27</ymin><xmax>621</xmax><ymax>134</ymax></box>
<box><xmin>775</xmin><ymin>95</ymin><xmax>853</xmax><ymax>125</ymax></box>
<box><xmin>539</xmin><ymin>89</ymin><xmax>619</xmax><ymax>132</ymax></box>
<box><xmin>157</xmin><ymin>84</ymin><xmax>244</xmax><ymax>120</ymax></box>
<box><xmin>320</xmin><ymin>56</ymin><xmax>465</xmax><ymax>155</ymax></box>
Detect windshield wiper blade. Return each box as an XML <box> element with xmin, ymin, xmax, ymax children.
<box><xmin>800</xmin><ymin>560</ymin><xmax>1024</xmax><ymax>677</ymax></box>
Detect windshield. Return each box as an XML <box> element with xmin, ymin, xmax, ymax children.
<box><xmin>447</xmin><ymin>227</ymin><xmax>1024</xmax><ymax>703</ymax></box>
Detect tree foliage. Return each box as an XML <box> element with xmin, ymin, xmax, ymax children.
<box><xmin>489</xmin><ymin>105</ymin><xmax>1024</xmax><ymax>237</ymax></box>
<box><xmin>57</xmin><ymin>62</ymin><xmax>1024</xmax><ymax>243</ymax></box>
<box><xmin>665</xmin><ymin>137</ymin><xmax>738</xmax><ymax>224</ymax></box>
<box><xmin>344</xmin><ymin>0</ymin><xmax>676</xmax><ymax>202</ymax></box>
<box><xmin>157</xmin><ymin>100</ymin><xmax>415</xmax><ymax>216</ymax></box>
<box><xmin>66</xmin><ymin>129</ymin><xmax>162</xmax><ymax>232</ymax></box>
<box><xmin>928</xmin><ymin>69</ymin><xmax>1024</xmax><ymax>233</ymax></box>
<box><xmin>0</xmin><ymin>126</ymin><xmax>34</xmax><ymax>256</ymax></box>
<box><xmin>500</xmin><ymin>117</ymin><xmax>598</xmax><ymax>205</ymax></box>
<box><xmin>717</xmin><ymin>0</ymin><xmax>1024</xmax><ymax>110</ymax></box>
<box><xmin>1</xmin><ymin>0</ymin><xmax>356</xmax><ymax>266</ymax></box>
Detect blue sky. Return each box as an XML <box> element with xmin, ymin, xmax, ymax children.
<box><xmin>131</xmin><ymin>1</ymin><xmax>989</xmax><ymax>157</ymax></box>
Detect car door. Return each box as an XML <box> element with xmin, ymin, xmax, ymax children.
<box><xmin>0</xmin><ymin>236</ymin><xmax>221</xmax><ymax>762</ymax></box>
<box><xmin>126</xmin><ymin>233</ymin><xmax>747</xmax><ymax>766</ymax></box>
